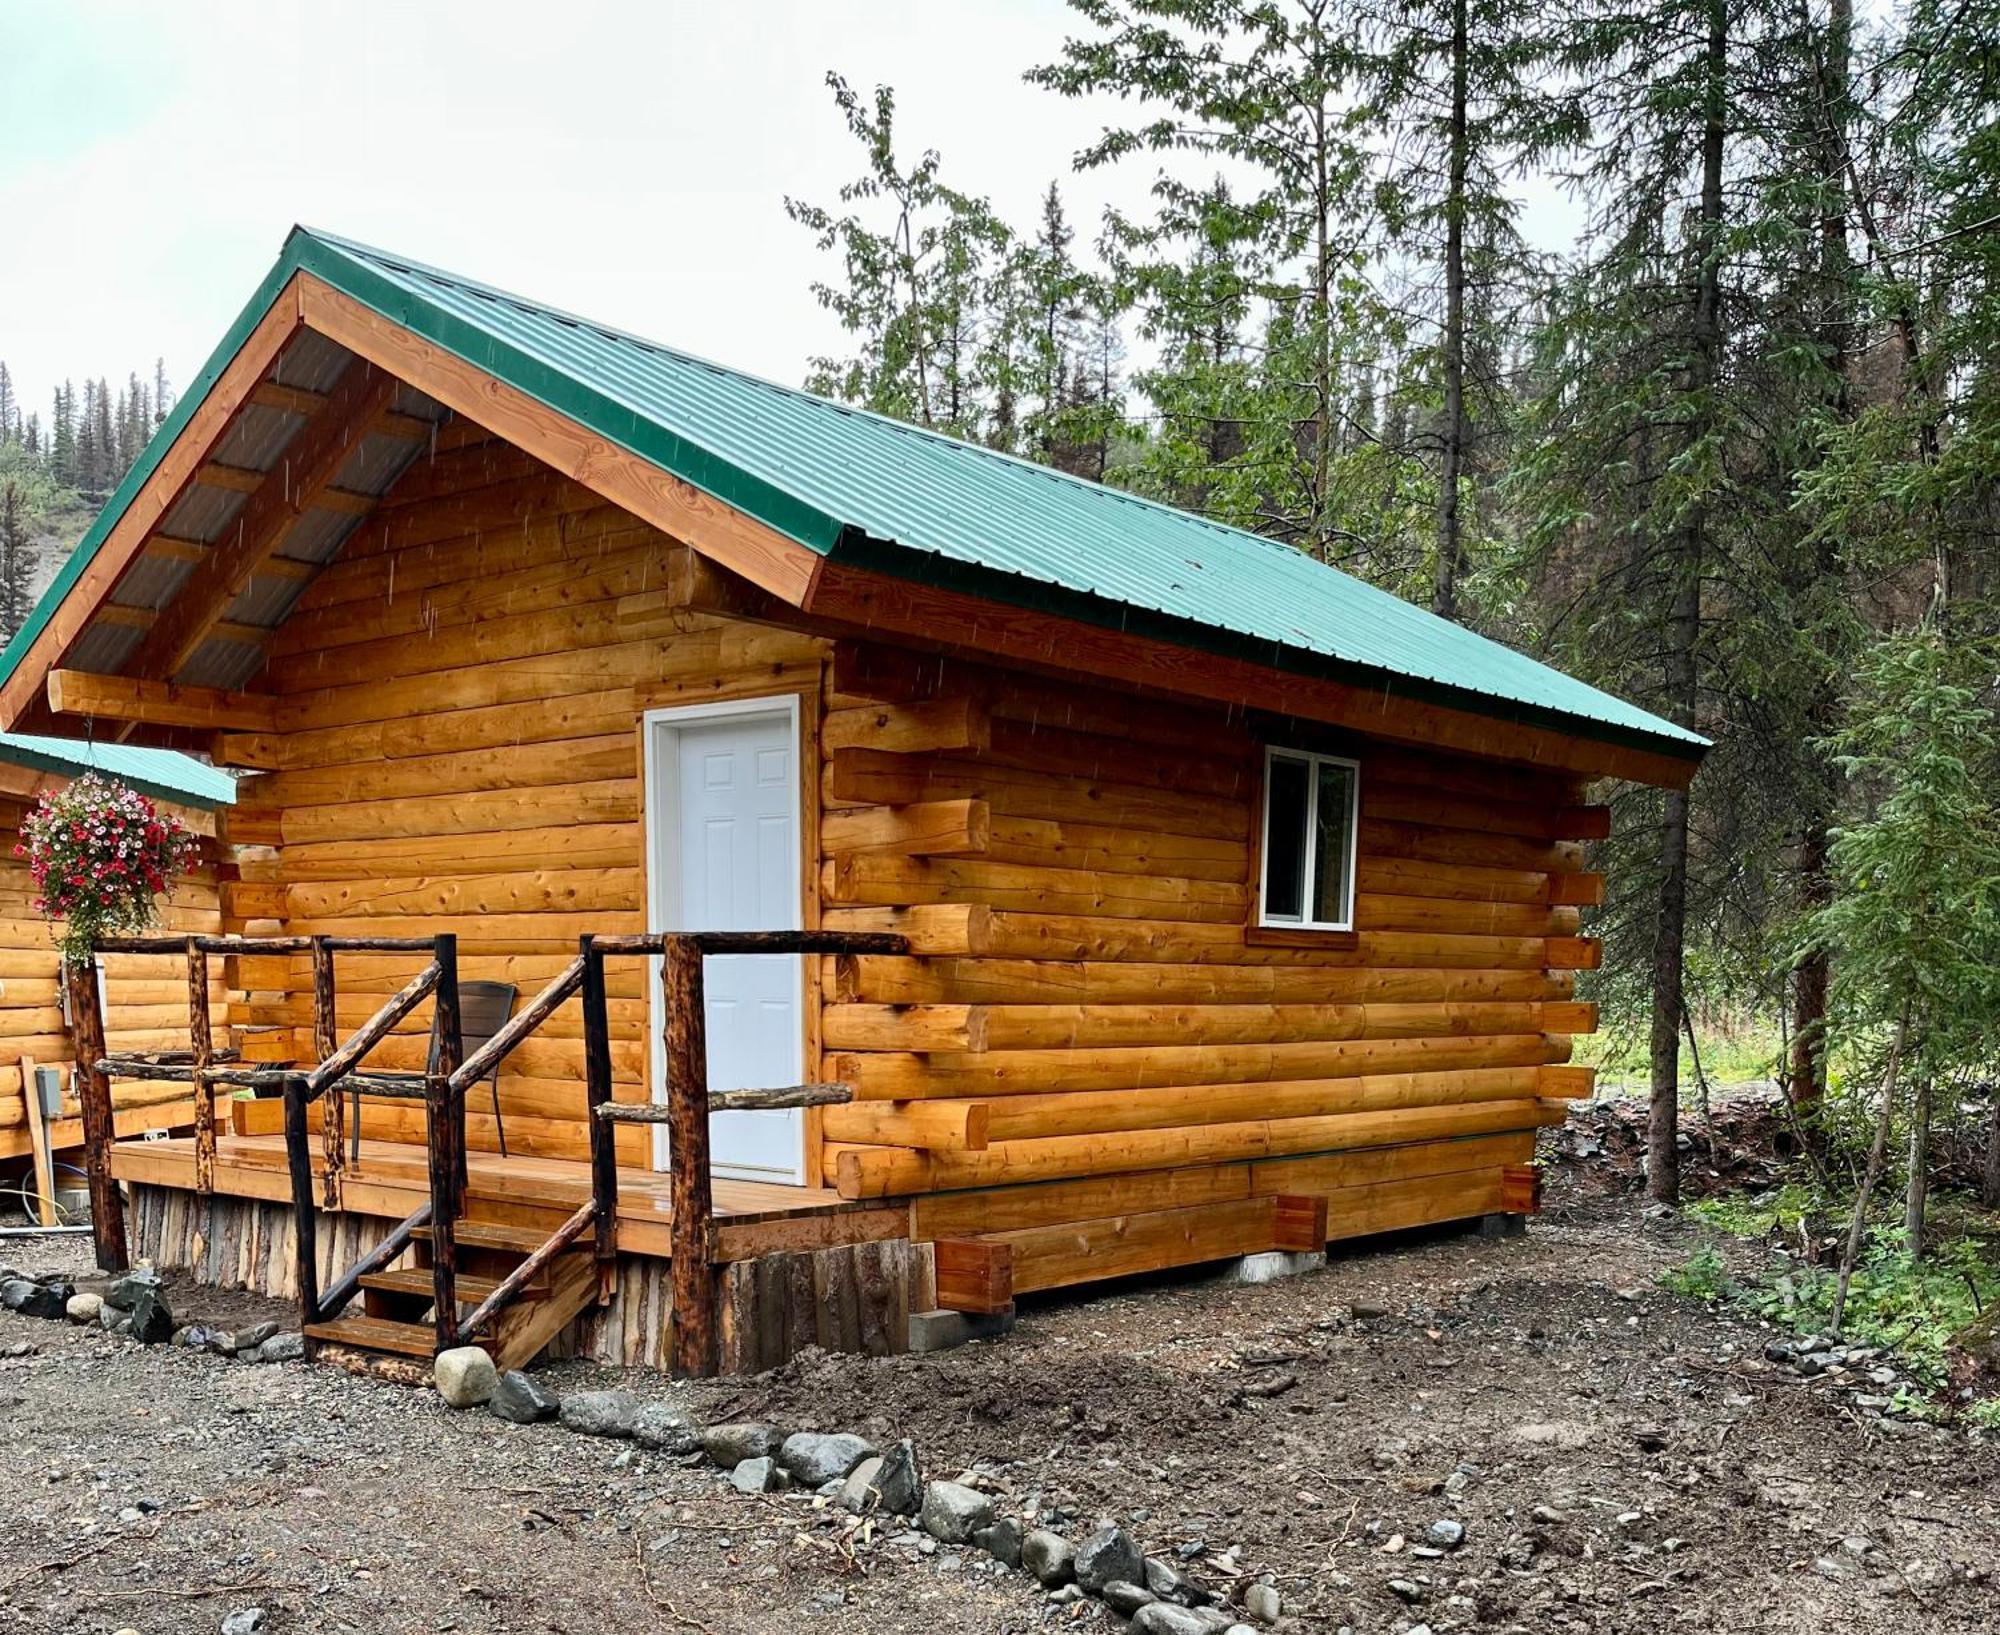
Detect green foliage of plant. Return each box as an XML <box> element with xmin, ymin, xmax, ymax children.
<box><xmin>1688</xmin><ymin>1182</ymin><xmax>1817</xmax><ymax>1239</ymax></box>
<box><xmin>1660</xmin><ymin>1243</ymin><xmax>1729</xmax><ymax>1301</ymax></box>
<box><xmin>1966</xmin><ymin>1398</ymin><xmax>2000</xmax><ymax>1432</ymax></box>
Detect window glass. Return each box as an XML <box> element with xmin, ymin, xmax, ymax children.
<box><xmin>1262</xmin><ymin>753</ymin><xmax>1310</xmax><ymax>921</ymax></box>
<box><xmin>1311</xmin><ymin>759</ymin><xmax>1357</xmax><ymax>925</ymax></box>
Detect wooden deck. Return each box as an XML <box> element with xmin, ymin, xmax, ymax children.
<box><xmin>110</xmin><ymin>1133</ymin><xmax>908</xmax><ymax>1263</ymax></box>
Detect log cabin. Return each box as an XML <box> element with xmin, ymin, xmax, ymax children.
<box><xmin>0</xmin><ymin>229</ymin><xmax>1705</xmax><ymax>1376</ymax></box>
<box><xmin>0</xmin><ymin>733</ymin><xmax>231</xmax><ymax>1221</ymax></box>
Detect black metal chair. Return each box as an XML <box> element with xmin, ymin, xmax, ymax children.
<box><xmin>349</xmin><ymin>980</ymin><xmax>518</xmax><ymax>1163</ymax></box>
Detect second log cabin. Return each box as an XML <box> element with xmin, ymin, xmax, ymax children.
<box><xmin>0</xmin><ymin>229</ymin><xmax>1705</xmax><ymax>1375</ymax></box>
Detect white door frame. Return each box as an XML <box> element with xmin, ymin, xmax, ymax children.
<box><xmin>640</xmin><ymin>693</ymin><xmax>806</xmax><ymax>1183</ymax></box>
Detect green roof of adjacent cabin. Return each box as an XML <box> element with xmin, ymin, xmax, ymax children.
<box><xmin>0</xmin><ymin>733</ymin><xmax>234</xmax><ymax>808</ymax></box>
<box><xmin>0</xmin><ymin>227</ymin><xmax>1705</xmax><ymax>763</ymax></box>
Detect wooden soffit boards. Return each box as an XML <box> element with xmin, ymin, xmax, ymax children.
<box><xmin>0</xmin><ymin>279</ymin><xmax>309</xmax><ymax>731</ymax></box>
<box><xmin>800</xmin><ymin>559</ymin><xmax>1699</xmax><ymax>790</ymax></box>
<box><xmin>293</xmin><ymin>274</ymin><xmax>823</xmax><ymax>607</ymax></box>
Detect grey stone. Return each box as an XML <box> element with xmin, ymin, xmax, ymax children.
<box><xmin>875</xmin><ymin>1438</ymin><xmax>922</xmax><ymax>1515</ymax></box>
<box><xmin>127</xmin><ymin>1281</ymin><xmax>175</xmax><ymax>1343</ymax></box>
<box><xmin>1425</xmin><ymin>1519</ymin><xmax>1465</xmax><ymax>1551</ymax></box>
<box><xmin>702</xmin><ymin>1422</ymin><xmax>783</xmax><ymax>1468</ymax></box>
<box><xmin>839</xmin><ymin>1456</ymin><xmax>885</xmax><ymax>1513</ymax></box>
<box><xmin>921</xmin><ymin>1480</ymin><xmax>993</xmax><ymax>1545</ymax></box>
<box><xmin>1023</xmin><ymin>1529</ymin><xmax>1076</xmax><ymax>1587</ymax></box>
<box><xmin>1218</xmin><ymin>1250</ymin><xmax>1323</xmax><ymax>1285</ymax></box>
<box><xmin>12</xmin><ymin>1280</ymin><xmax>68</xmax><ymax>1321</ymax></box>
<box><xmin>1102</xmin><ymin>1581</ymin><xmax>1158</xmax><ymax>1615</ymax></box>
<box><xmin>561</xmin><ymin>1390</ymin><xmax>640</xmax><ymax>1438</ymax></box>
<box><xmin>1388</xmin><ymin>1578</ymin><xmax>1425</xmax><ymax>1603</ymax></box>
<box><xmin>1244</xmin><ymin>1582</ymin><xmax>1283</xmax><ymax>1624</ymax></box>
<box><xmin>98</xmin><ymin>1301</ymin><xmax>125</xmax><ymax>1331</ymax></box>
<box><xmin>907</xmin><ymin>1306</ymin><xmax>1017</xmax><ymax>1353</ymax></box>
<box><xmin>221</xmin><ymin>1611</ymin><xmax>267</xmax><ymax>1635</ymax></box>
<box><xmin>778</xmin><ymin>1431</ymin><xmax>876</xmax><ymax>1486</ymax></box>
<box><xmin>257</xmin><ymin>1332</ymin><xmax>304</xmax><ymax>1363</ymax></box>
<box><xmin>730</xmin><ymin>1456</ymin><xmax>789</xmax><ymax>1494</ymax></box>
<box><xmin>433</xmin><ymin>1346</ymin><xmax>499</xmax><ymax>1408</ymax></box>
<box><xmin>65</xmin><ymin>1292</ymin><xmax>102</xmax><ymax>1325</ymax></box>
<box><xmin>974</xmin><ymin>1516</ymin><xmax>1024</xmax><ymax>1568</ymax></box>
<box><xmin>1075</xmin><ymin>1523</ymin><xmax>1146</xmax><ymax>1594</ymax></box>
<box><xmin>233</xmin><ymin>1320</ymin><xmax>281</xmax><ymax>1354</ymax></box>
<box><xmin>1147</xmin><ymin>1558</ymin><xmax>1212</xmax><ymax>1605</ymax></box>
<box><xmin>1133</xmin><ymin>1606</ymin><xmax>1232</xmax><ymax>1635</ymax></box>
<box><xmin>1476</xmin><ymin>1211</ymin><xmax>1528</xmax><ymax>1238</ymax></box>
<box><xmin>488</xmin><ymin>1370</ymin><xmax>559</xmax><ymax>1424</ymax></box>
<box><xmin>1047</xmin><ymin>1584</ymin><xmax>1085</xmax><ymax>1605</ymax></box>
<box><xmin>103</xmin><ymin>1270</ymin><xmax>158</xmax><ymax>1311</ymax></box>
<box><xmin>633</xmin><ymin>1403</ymin><xmax>700</xmax><ymax>1454</ymax></box>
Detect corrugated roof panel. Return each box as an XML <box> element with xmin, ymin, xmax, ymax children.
<box><xmin>224</xmin><ymin>570</ymin><xmax>310</xmax><ymax>628</ymax></box>
<box><xmin>178</xmin><ymin>635</ymin><xmax>268</xmax><ymax>692</ymax></box>
<box><xmin>0</xmin><ymin>732</ymin><xmax>235</xmax><ymax>806</ymax></box>
<box><xmin>158</xmin><ymin>483</ymin><xmax>246</xmax><ymax>545</ymax></box>
<box><xmin>270</xmin><ymin>330</ymin><xmax>351</xmax><ymax>392</ymax></box>
<box><xmin>108</xmin><ymin>552</ymin><xmax>197</xmax><ymax>611</ymax></box>
<box><xmin>210</xmin><ymin>403</ymin><xmax>302</xmax><ymax>473</ymax></box>
<box><xmin>334</xmin><ymin>430</ymin><xmax>426</xmax><ymax>496</ymax></box>
<box><xmin>67</xmin><ymin>623</ymin><xmax>144</xmax><ymax>675</ymax></box>
<box><xmin>277</xmin><ymin>508</ymin><xmax>362</xmax><ymax>564</ymax></box>
<box><xmin>297</xmin><ymin>231</ymin><xmax>1701</xmax><ymax>753</ymax></box>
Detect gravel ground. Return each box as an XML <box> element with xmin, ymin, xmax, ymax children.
<box><xmin>0</xmin><ymin>1182</ymin><xmax>1993</xmax><ymax>1635</ymax></box>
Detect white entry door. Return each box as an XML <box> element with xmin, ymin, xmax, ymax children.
<box><xmin>644</xmin><ymin>697</ymin><xmax>805</xmax><ymax>1184</ymax></box>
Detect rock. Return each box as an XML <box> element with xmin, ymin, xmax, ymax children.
<box><xmin>702</xmin><ymin>1422</ymin><xmax>782</xmax><ymax>1468</ymax></box>
<box><xmin>1075</xmin><ymin>1522</ymin><xmax>1146</xmax><ymax>1594</ymax></box>
<box><xmin>560</xmin><ymin>1390</ymin><xmax>640</xmax><ymax>1438</ymax></box>
<box><xmin>0</xmin><ymin>1278</ymin><xmax>31</xmax><ymax>1311</ymax></box>
<box><xmin>1531</xmin><ymin>1504</ymin><xmax>1567</xmax><ymax>1525</ymax></box>
<box><xmin>98</xmin><ymin>1301</ymin><xmax>125</xmax><ymax>1331</ymax></box>
<box><xmin>233</xmin><ymin>1320</ymin><xmax>281</xmax><ymax>1354</ymax></box>
<box><xmin>65</xmin><ymin>1292</ymin><xmax>103</xmax><ymax>1325</ymax></box>
<box><xmin>839</xmin><ymin>1456</ymin><xmax>885</xmax><ymax>1513</ymax></box>
<box><xmin>921</xmin><ymin>1480</ymin><xmax>993</xmax><ymax>1545</ymax></box>
<box><xmin>1147</xmin><ymin>1558</ymin><xmax>1212</xmax><ymax>1605</ymax></box>
<box><xmin>256</xmin><ymin>1332</ymin><xmax>304</xmax><ymax>1363</ymax></box>
<box><xmin>103</xmin><ymin>1270</ymin><xmax>158</xmax><ymax>1311</ymax></box>
<box><xmin>632</xmin><ymin>1403</ymin><xmax>700</xmax><ymax>1453</ymax></box>
<box><xmin>1426</xmin><ymin>1519</ymin><xmax>1465</xmax><ymax>1551</ymax></box>
<box><xmin>1023</xmin><ymin>1529</ymin><xmax>1077</xmax><ymax>1586</ymax></box>
<box><xmin>1244</xmin><ymin>1582</ymin><xmax>1283</xmax><ymax>1624</ymax></box>
<box><xmin>1132</xmin><ymin>1605</ymin><xmax>1232</xmax><ymax>1635</ymax></box>
<box><xmin>730</xmin><ymin>1456</ymin><xmax>789</xmax><ymax>1494</ymax></box>
<box><xmin>875</xmin><ymin>1438</ymin><xmax>922</xmax><ymax>1515</ymax></box>
<box><xmin>1349</xmin><ymin>1300</ymin><xmax>1389</xmax><ymax>1320</ymax></box>
<box><xmin>433</xmin><ymin>1346</ymin><xmax>499</xmax><ymax>1408</ymax></box>
<box><xmin>182</xmin><ymin>1324</ymin><xmax>232</xmax><ymax>1353</ymax></box>
<box><xmin>221</xmin><ymin>1611</ymin><xmax>267</xmax><ymax>1635</ymax></box>
<box><xmin>1220</xmin><ymin>1250</ymin><xmax>1323</xmax><ymax>1285</ymax></box>
<box><xmin>127</xmin><ymin>1281</ymin><xmax>175</xmax><ymax>1343</ymax></box>
<box><xmin>1103</xmin><ymin>1581</ymin><xmax>1159</xmax><ymax>1615</ymax></box>
<box><xmin>1388</xmin><ymin>1578</ymin><xmax>1425</xmax><ymax>1603</ymax></box>
<box><xmin>907</xmin><ymin>1307</ymin><xmax>1017</xmax><ymax>1352</ymax></box>
<box><xmin>778</xmin><ymin>1431</ymin><xmax>876</xmax><ymax>1486</ymax></box>
<box><xmin>974</xmin><ymin>1516</ymin><xmax>1024</xmax><ymax>1568</ymax></box>
<box><xmin>488</xmin><ymin>1370</ymin><xmax>559</xmax><ymax>1424</ymax></box>
<box><xmin>10</xmin><ymin>1281</ymin><xmax>65</xmax><ymax>1320</ymax></box>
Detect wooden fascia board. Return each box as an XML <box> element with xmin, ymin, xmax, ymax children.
<box><xmin>0</xmin><ymin>277</ymin><xmax>309</xmax><ymax>731</ymax></box>
<box><xmin>293</xmin><ymin>274</ymin><xmax>823</xmax><ymax>608</ymax></box>
<box><xmin>801</xmin><ymin>559</ymin><xmax>1701</xmax><ymax>789</ymax></box>
<box><xmin>46</xmin><ymin>669</ymin><xmax>283</xmax><ymax>734</ymax></box>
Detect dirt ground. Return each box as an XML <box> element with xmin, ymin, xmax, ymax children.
<box><xmin>0</xmin><ymin>1174</ymin><xmax>1994</xmax><ymax>1635</ymax></box>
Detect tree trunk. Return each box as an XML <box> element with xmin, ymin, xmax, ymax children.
<box><xmin>1904</xmin><ymin>1075</ymin><xmax>1932</xmax><ymax>1258</ymax></box>
<box><xmin>1433</xmin><ymin>0</ymin><xmax>1470</xmax><ymax>621</ymax></box>
<box><xmin>1833</xmin><ymin>1006</ymin><xmax>1908</xmax><ymax>1335</ymax></box>
<box><xmin>1983</xmin><ymin>1092</ymin><xmax>2000</xmax><ymax>1209</ymax></box>
<box><xmin>1787</xmin><ymin>817</ymin><xmax>1831</xmax><ymax>1109</ymax></box>
<box><xmin>1649</xmin><ymin>0</ymin><xmax>1728</xmax><ymax>1208</ymax></box>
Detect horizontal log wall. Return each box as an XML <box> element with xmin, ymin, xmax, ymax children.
<box><xmin>218</xmin><ymin>431</ymin><xmax>826</xmax><ymax>1164</ymax></box>
<box><xmin>0</xmin><ymin>798</ymin><xmax>224</xmax><ymax>1163</ymax></box>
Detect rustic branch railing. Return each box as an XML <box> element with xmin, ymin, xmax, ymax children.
<box><xmin>70</xmin><ymin>925</ymin><xmax>907</xmax><ymax>1378</ymax></box>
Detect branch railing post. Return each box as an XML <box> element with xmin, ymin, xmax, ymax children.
<box><xmin>580</xmin><ymin>935</ymin><xmax>618</xmax><ymax>1288</ymax></box>
<box><xmin>311</xmin><ymin>937</ymin><xmax>341</xmax><ymax>1207</ymax></box>
<box><xmin>64</xmin><ymin>952</ymin><xmax>126</xmax><ymax>1271</ymax></box>
<box><xmin>187</xmin><ymin>938</ymin><xmax>215</xmax><ymax>1197</ymax></box>
<box><xmin>663</xmin><ymin>933</ymin><xmax>716</xmax><ymax>1378</ymax></box>
<box><xmin>283</xmin><ymin>1072</ymin><xmax>320</xmax><ymax>1355</ymax></box>
<box><xmin>425</xmin><ymin>934</ymin><xmax>463</xmax><ymax>1349</ymax></box>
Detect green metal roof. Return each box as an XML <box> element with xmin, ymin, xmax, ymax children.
<box><xmin>0</xmin><ymin>733</ymin><xmax>234</xmax><ymax>808</ymax></box>
<box><xmin>1</xmin><ymin>226</ymin><xmax>1705</xmax><ymax>763</ymax></box>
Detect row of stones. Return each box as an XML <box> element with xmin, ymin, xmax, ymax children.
<box><xmin>0</xmin><ymin>1264</ymin><xmax>305</xmax><ymax>1362</ymax></box>
<box><xmin>429</xmin><ymin>1345</ymin><xmax>1287</xmax><ymax>1632</ymax></box>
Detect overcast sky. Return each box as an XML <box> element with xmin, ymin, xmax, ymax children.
<box><xmin>0</xmin><ymin>0</ymin><xmax>1172</xmax><ymax>420</ymax></box>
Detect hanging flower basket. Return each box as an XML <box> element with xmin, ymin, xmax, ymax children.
<box><xmin>17</xmin><ymin>773</ymin><xmax>202</xmax><ymax>965</ymax></box>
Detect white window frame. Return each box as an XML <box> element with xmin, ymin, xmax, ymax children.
<box><xmin>1256</xmin><ymin>746</ymin><xmax>1361</xmax><ymax>933</ymax></box>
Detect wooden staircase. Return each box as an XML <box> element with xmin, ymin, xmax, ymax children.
<box><xmin>305</xmin><ymin>1210</ymin><xmax>602</xmax><ymax>1371</ymax></box>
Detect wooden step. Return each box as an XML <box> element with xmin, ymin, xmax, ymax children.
<box><xmin>410</xmin><ymin>1219</ymin><xmax>557</xmax><ymax>1254</ymax></box>
<box><xmin>304</xmin><ymin>1314</ymin><xmax>436</xmax><ymax>1359</ymax></box>
<box><xmin>358</xmin><ymin>1267</ymin><xmax>549</xmax><ymax>1304</ymax></box>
